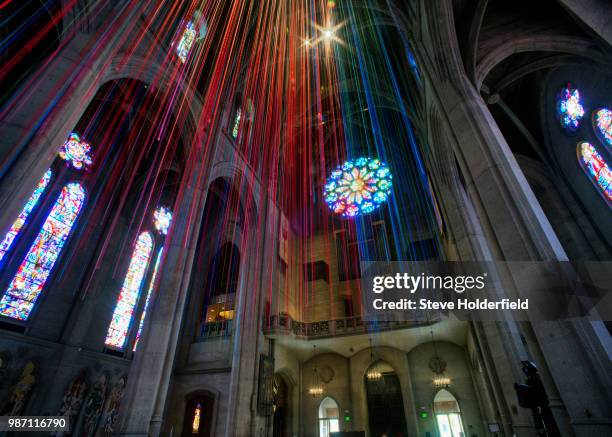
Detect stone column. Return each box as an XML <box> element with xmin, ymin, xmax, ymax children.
<box><xmin>224</xmin><ymin>197</ymin><xmax>273</xmax><ymax>437</ymax></box>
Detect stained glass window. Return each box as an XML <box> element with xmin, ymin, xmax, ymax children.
<box><xmin>176</xmin><ymin>20</ymin><xmax>196</xmax><ymax>63</ymax></box>
<box><xmin>324</xmin><ymin>157</ymin><xmax>393</xmax><ymax>217</ymax></box>
<box><xmin>558</xmin><ymin>85</ymin><xmax>585</xmax><ymax>132</ymax></box>
<box><xmin>594</xmin><ymin>108</ymin><xmax>612</xmax><ymax>147</ymax></box>
<box><xmin>0</xmin><ymin>183</ymin><xmax>85</xmax><ymax>320</ymax></box>
<box><xmin>192</xmin><ymin>403</ymin><xmax>202</xmax><ymax>433</ymax></box>
<box><xmin>105</xmin><ymin>232</ymin><xmax>154</xmax><ymax>349</ymax></box>
<box><xmin>154</xmin><ymin>207</ymin><xmax>172</xmax><ymax>235</ymax></box>
<box><xmin>578</xmin><ymin>142</ymin><xmax>612</xmax><ymax>205</ymax></box>
<box><xmin>0</xmin><ymin>169</ymin><xmax>52</xmax><ymax>264</ymax></box>
<box><xmin>133</xmin><ymin>247</ymin><xmax>163</xmax><ymax>351</ymax></box>
<box><xmin>59</xmin><ymin>133</ymin><xmax>93</xmax><ymax>170</ymax></box>
<box><xmin>232</xmin><ymin>107</ymin><xmax>242</xmax><ymax>140</ymax></box>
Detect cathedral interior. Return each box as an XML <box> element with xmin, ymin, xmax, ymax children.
<box><xmin>0</xmin><ymin>0</ymin><xmax>611</xmax><ymax>436</ymax></box>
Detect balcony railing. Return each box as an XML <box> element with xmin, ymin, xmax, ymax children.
<box><xmin>197</xmin><ymin>319</ymin><xmax>233</xmax><ymax>340</ymax></box>
<box><xmin>264</xmin><ymin>313</ymin><xmax>432</xmax><ymax>339</ymax></box>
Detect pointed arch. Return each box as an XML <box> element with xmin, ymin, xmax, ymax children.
<box><xmin>318</xmin><ymin>396</ymin><xmax>340</xmax><ymax>437</ymax></box>
<box><xmin>0</xmin><ymin>169</ymin><xmax>53</xmax><ymax>264</ymax></box>
<box><xmin>433</xmin><ymin>389</ymin><xmax>465</xmax><ymax>437</ymax></box>
<box><xmin>105</xmin><ymin>231</ymin><xmax>154</xmax><ymax>350</ymax></box>
<box><xmin>593</xmin><ymin>108</ymin><xmax>612</xmax><ymax>148</ymax></box>
<box><xmin>577</xmin><ymin>142</ymin><xmax>612</xmax><ymax>207</ymax></box>
<box><xmin>0</xmin><ymin>182</ymin><xmax>85</xmax><ymax>320</ymax></box>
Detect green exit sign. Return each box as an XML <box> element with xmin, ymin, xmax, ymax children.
<box><xmin>344</xmin><ymin>415</ymin><xmax>351</xmax><ymax>422</ymax></box>
<box><xmin>419</xmin><ymin>411</ymin><xmax>429</xmax><ymax>419</ymax></box>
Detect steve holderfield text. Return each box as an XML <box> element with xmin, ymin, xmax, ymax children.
<box><xmin>372</xmin><ymin>298</ymin><xmax>529</xmax><ymax>310</ymax></box>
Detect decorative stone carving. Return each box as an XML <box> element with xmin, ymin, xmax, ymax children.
<box><xmin>80</xmin><ymin>373</ymin><xmax>108</xmax><ymax>437</ymax></box>
<box><xmin>99</xmin><ymin>375</ymin><xmax>127</xmax><ymax>436</ymax></box>
<box><xmin>2</xmin><ymin>361</ymin><xmax>35</xmax><ymax>415</ymax></box>
<box><xmin>51</xmin><ymin>370</ymin><xmax>89</xmax><ymax>436</ymax></box>
<box><xmin>319</xmin><ymin>365</ymin><xmax>335</xmax><ymax>384</ymax></box>
<box><xmin>428</xmin><ymin>355</ymin><xmax>447</xmax><ymax>375</ymax></box>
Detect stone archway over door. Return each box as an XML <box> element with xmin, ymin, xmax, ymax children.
<box><xmin>272</xmin><ymin>374</ymin><xmax>289</xmax><ymax>437</ymax></box>
<box><xmin>365</xmin><ymin>361</ymin><xmax>408</xmax><ymax>436</ymax></box>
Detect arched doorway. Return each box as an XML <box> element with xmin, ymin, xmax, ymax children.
<box><xmin>182</xmin><ymin>392</ymin><xmax>214</xmax><ymax>437</ymax></box>
<box><xmin>272</xmin><ymin>374</ymin><xmax>289</xmax><ymax>437</ymax></box>
<box><xmin>433</xmin><ymin>389</ymin><xmax>465</xmax><ymax>437</ymax></box>
<box><xmin>318</xmin><ymin>397</ymin><xmax>340</xmax><ymax>437</ymax></box>
<box><xmin>364</xmin><ymin>361</ymin><xmax>408</xmax><ymax>436</ymax></box>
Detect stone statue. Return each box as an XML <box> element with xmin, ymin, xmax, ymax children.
<box><xmin>80</xmin><ymin>373</ymin><xmax>107</xmax><ymax>437</ymax></box>
<box><xmin>99</xmin><ymin>376</ymin><xmax>127</xmax><ymax>436</ymax></box>
<box><xmin>3</xmin><ymin>361</ymin><xmax>36</xmax><ymax>415</ymax></box>
<box><xmin>51</xmin><ymin>370</ymin><xmax>88</xmax><ymax>436</ymax></box>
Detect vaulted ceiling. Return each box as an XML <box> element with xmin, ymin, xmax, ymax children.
<box><xmin>450</xmin><ymin>0</ymin><xmax>612</xmax><ymax>160</ymax></box>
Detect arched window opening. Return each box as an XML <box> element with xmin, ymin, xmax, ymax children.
<box><xmin>231</xmin><ymin>107</ymin><xmax>242</xmax><ymax>140</ymax></box>
<box><xmin>318</xmin><ymin>397</ymin><xmax>340</xmax><ymax>437</ymax></box>
<box><xmin>133</xmin><ymin>246</ymin><xmax>163</xmax><ymax>351</ymax></box>
<box><xmin>105</xmin><ymin>232</ymin><xmax>154</xmax><ymax>350</ymax></box>
<box><xmin>230</xmin><ymin>98</ymin><xmax>254</xmax><ymax>142</ymax></box>
<box><xmin>175</xmin><ymin>11</ymin><xmax>207</xmax><ymax>64</ymax></box>
<box><xmin>0</xmin><ymin>169</ymin><xmax>52</xmax><ymax>265</ymax></box>
<box><xmin>182</xmin><ymin>393</ymin><xmax>214</xmax><ymax>437</ymax></box>
<box><xmin>202</xmin><ymin>179</ymin><xmax>245</xmax><ymax>233</ymax></box>
<box><xmin>176</xmin><ymin>20</ymin><xmax>196</xmax><ymax>63</ymax></box>
<box><xmin>364</xmin><ymin>361</ymin><xmax>407</xmax><ymax>436</ymax></box>
<box><xmin>202</xmin><ymin>243</ymin><xmax>240</xmax><ymax>330</ymax></box>
<box><xmin>0</xmin><ymin>183</ymin><xmax>86</xmax><ymax>320</ymax></box>
<box><xmin>577</xmin><ymin>142</ymin><xmax>612</xmax><ymax>207</ymax></box>
<box><xmin>434</xmin><ymin>389</ymin><xmax>465</xmax><ymax>437</ymax></box>
<box><xmin>594</xmin><ymin>108</ymin><xmax>612</xmax><ymax>148</ymax></box>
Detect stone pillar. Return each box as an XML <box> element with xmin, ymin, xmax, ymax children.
<box><xmin>224</xmin><ymin>199</ymin><xmax>273</xmax><ymax>437</ymax></box>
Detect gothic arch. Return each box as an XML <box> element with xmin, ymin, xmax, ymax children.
<box><xmin>349</xmin><ymin>346</ymin><xmax>417</xmax><ymax>435</ymax></box>
<box><xmin>179</xmin><ymin>388</ymin><xmax>220</xmax><ymax>437</ymax></box>
<box><xmin>208</xmin><ymin>163</ymin><xmax>260</xmax><ymax>228</ymax></box>
<box><xmin>475</xmin><ymin>36</ymin><xmax>602</xmax><ymax>89</ymax></box>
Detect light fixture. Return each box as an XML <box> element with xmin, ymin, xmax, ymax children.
<box><xmin>308</xmin><ymin>345</ymin><xmax>324</xmax><ymax>397</ymax></box>
<box><xmin>429</xmin><ymin>330</ymin><xmax>451</xmax><ymax>388</ymax></box>
<box><xmin>433</xmin><ymin>377</ymin><xmax>451</xmax><ymax>388</ymax></box>
<box><xmin>323</xmin><ymin>29</ymin><xmax>334</xmax><ymax>40</ymax></box>
<box><xmin>366</xmin><ymin>338</ymin><xmax>383</xmax><ymax>381</ymax></box>
<box><xmin>366</xmin><ymin>367</ymin><xmax>382</xmax><ymax>381</ymax></box>
<box><xmin>308</xmin><ymin>383</ymin><xmax>324</xmax><ymax>397</ymax></box>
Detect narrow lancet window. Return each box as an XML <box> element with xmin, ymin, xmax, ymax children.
<box><xmin>0</xmin><ymin>169</ymin><xmax>52</xmax><ymax>264</ymax></box>
<box><xmin>578</xmin><ymin>142</ymin><xmax>612</xmax><ymax>206</ymax></box>
<box><xmin>0</xmin><ymin>183</ymin><xmax>85</xmax><ymax>320</ymax></box>
<box><xmin>105</xmin><ymin>232</ymin><xmax>154</xmax><ymax>349</ymax></box>
<box><xmin>594</xmin><ymin>108</ymin><xmax>612</xmax><ymax>148</ymax></box>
